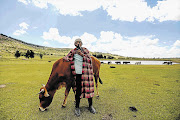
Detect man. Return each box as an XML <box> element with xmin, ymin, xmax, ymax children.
<box><xmin>63</xmin><ymin>38</ymin><xmax>96</xmax><ymax>117</ymax></box>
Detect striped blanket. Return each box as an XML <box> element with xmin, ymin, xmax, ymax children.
<box><xmin>63</xmin><ymin>47</ymin><xmax>94</xmax><ymax>98</ymax></box>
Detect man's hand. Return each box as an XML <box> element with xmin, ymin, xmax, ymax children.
<box><xmin>63</xmin><ymin>58</ymin><xmax>67</xmax><ymax>62</ymax></box>
<box><xmin>77</xmin><ymin>49</ymin><xmax>83</xmax><ymax>56</ymax></box>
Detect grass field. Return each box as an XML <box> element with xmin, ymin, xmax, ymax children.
<box><xmin>0</xmin><ymin>56</ymin><xmax>180</xmax><ymax>120</ymax></box>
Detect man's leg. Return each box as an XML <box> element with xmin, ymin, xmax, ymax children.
<box><xmin>75</xmin><ymin>74</ymin><xmax>81</xmax><ymax>116</ymax></box>
<box><xmin>88</xmin><ymin>98</ymin><xmax>96</xmax><ymax>114</ymax></box>
<box><xmin>88</xmin><ymin>98</ymin><xmax>92</xmax><ymax>107</ymax></box>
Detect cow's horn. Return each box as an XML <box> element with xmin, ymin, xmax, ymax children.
<box><xmin>38</xmin><ymin>89</ymin><xmax>44</xmax><ymax>94</ymax></box>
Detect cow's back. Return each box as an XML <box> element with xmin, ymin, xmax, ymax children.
<box><xmin>46</xmin><ymin>57</ymin><xmax>100</xmax><ymax>90</ymax></box>
<box><xmin>91</xmin><ymin>56</ymin><xmax>101</xmax><ymax>75</ymax></box>
<box><xmin>57</xmin><ymin>58</ymin><xmax>72</xmax><ymax>76</ymax></box>
<box><xmin>51</xmin><ymin>56</ymin><xmax>100</xmax><ymax>78</ymax></box>
<box><xmin>46</xmin><ymin>58</ymin><xmax>73</xmax><ymax>90</ymax></box>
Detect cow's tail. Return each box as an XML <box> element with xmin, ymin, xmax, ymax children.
<box><xmin>99</xmin><ymin>77</ymin><xmax>103</xmax><ymax>84</ymax></box>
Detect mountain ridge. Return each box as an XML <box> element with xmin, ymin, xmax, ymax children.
<box><xmin>0</xmin><ymin>34</ymin><xmax>122</xmax><ymax>59</ymax></box>
<box><xmin>0</xmin><ymin>33</ymin><xmax>72</xmax><ymax>57</ymax></box>
<box><xmin>1</xmin><ymin>34</ymin><xmax>179</xmax><ymax>63</ymax></box>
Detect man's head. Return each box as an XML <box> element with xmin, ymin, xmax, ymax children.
<box><xmin>74</xmin><ymin>38</ymin><xmax>82</xmax><ymax>48</ymax></box>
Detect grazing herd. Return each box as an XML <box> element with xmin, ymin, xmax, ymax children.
<box><xmin>101</xmin><ymin>61</ymin><xmax>173</xmax><ymax>65</ymax></box>
<box><xmin>101</xmin><ymin>61</ymin><xmax>132</xmax><ymax>65</ymax></box>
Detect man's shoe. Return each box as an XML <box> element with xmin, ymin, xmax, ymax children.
<box><xmin>89</xmin><ymin>106</ymin><xmax>96</xmax><ymax>114</ymax></box>
<box><xmin>75</xmin><ymin>108</ymin><xmax>80</xmax><ymax>117</ymax></box>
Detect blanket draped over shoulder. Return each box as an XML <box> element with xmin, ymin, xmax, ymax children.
<box><xmin>63</xmin><ymin>47</ymin><xmax>94</xmax><ymax>98</ymax></box>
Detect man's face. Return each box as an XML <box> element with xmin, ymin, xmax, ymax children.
<box><xmin>75</xmin><ymin>41</ymin><xmax>82</xmax><ymax>47</ymax></box>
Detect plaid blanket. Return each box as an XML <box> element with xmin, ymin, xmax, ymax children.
<box><xmin>63</xmin><ymin>47</ymin><xmax>94</xmax><ymax>98</ymax></box>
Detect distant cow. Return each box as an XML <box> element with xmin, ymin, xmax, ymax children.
<box><xmin>135</xmin><ymin>62</ymin><xmax>141</xmax><ymax>65</ymax></box>
<box><xmin>115</xmin><ymin>62</ymin><xmax>121</xmax><ymax>64</ymax></box>
<box><xmin>123</xmin><ymin>62</ymin><xmax>130</xmax><ymax>64</ymax></box>
<box><xmin>38</xmin><ymin>56</ymin><xmax>102</xmax><ymax>111</ymax></box>
<box><xmin>101</xmin><ymin>62</ymin><xmax>104</xmax><ymax>64</ymax></box>
<box><xmin>108</xmin><ymin>62</ymin><xmax>111</xmax><ymax>64</ymax></box>
<box><xmin>163</xmin><ymin>61</ymin><xmax>172</xmax><ymax>65</ymax></box>
<box><xmin>110</xmin><ymin>66</ymin><xmax>116</xmax><ymax>68</ymax></box>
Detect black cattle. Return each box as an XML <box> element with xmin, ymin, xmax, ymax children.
<box><xmin>108</xmin><ymin>62</ymin><xmax>111</xmax><ymax>64</ymax></box>
<box><xmin>135</xmin><ymin>62</ymin><xmax>141</xmax><ymax>65</ymax></box>
<box><xmin>163</xmin><ymin>61</ymin><xmax>172</xmax><ymax>65</ymax></box>
<box><xmin>123</xmin><ymin>62</ymin><xmax>130</xmax><ymax>64</ymax></box>
<box><xmin>115</xmin><ymin>62</ymin><xmax>121</xmax><ymax>64</ymax></box>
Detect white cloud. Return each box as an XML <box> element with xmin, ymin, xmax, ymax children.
<box><xmin>32</xmin><ymin>0</ymin><xmax>48</xmax><ymax>9</ymax></box>
<box><xmin>13</xmin><ymin>22</ymin><xmax>29</xmax><ymax>36</ymax></box>
<box><xmin>19</xmin><ymin>0</ymin><xmax>180</xmax><ymax>22</ymax></box>
<box><xmin>13</xmin><ymin>29</ymin><xmax>27</xmax><ymax>36</ymax></box>
<box><xmin>102</xmin><ymin>0</ymin><xmax>152</xmax><ymax>22</ymax></box>
<box><xmin>173</xmin><ymin>40</ymin><xmax>180</xmax><ymax>47</ymax></box>
<box><xmin>45</xmin><ymin>0</ymin><xmax>101</xmax><ymax>16</ymax></box>
<box><xmin>18</xmin><ymin>0</ymin><xmax>29</xmax><ymax>5</ymax></box>
<box><xmin>42</xmin><ymin>28</ymin><xmax>73</xmax><ymax>45</ymax></box>
<box><xmin>151</xmin><ymin>0</ymin><xmax>180</xmax><ymax>22</ymax></box>
<box><xmin>42</xmin><ymin>28</ymin><xmax>180</xmax><ymax>58</ymax></box>
<box><xmin>43</xmin><ymin>41</ymin><xmax>49</xmax><ymax>45</ymax></box>
<box><xmin>18</xmin><ymin>0</ymin><xmax>47</xmax><ymax>8</ymax></box>
<box><xmin>103</xmin><ymin>0</ymin><xmax>180</xmax><ymax>22</ymax></box>
<box><xmin>99</xmin><ymin>31</ymin><xmax>115</xmax><ymax>43</ymax></box>
<box><xmin>19</xmin><ymin>22</ymin><xmax>29</xmax><ymax>29</ymax></box>
<box><xmin>79</xmin><ymin>32</ymin><xmax>97</xmax><ymax>48</ymax></box>
<box><xmin>91</xmin><ymin>32</ymin><xmax>179</xmax><ymax>58</ymax></box>
<box><xmin>42</xmin><ymin>28</ymin><xmax>98</xmax><ymax>48</ymax></box>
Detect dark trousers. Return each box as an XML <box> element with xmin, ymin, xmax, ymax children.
<box><xmin>75</xmin><ymin>74</ymin><xmax>92</xmax><ymax>108</ymax></box>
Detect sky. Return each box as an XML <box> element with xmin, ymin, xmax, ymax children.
<box><xmin>0</xmin><ymin>0</ymin><xmax>180</xmax><ymax>58</ymax></box>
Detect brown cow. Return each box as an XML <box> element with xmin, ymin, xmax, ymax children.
<box><xmin>38</xmin><ymin>56</ymin><xmax>102</xmax><ymax>111</ymax></box>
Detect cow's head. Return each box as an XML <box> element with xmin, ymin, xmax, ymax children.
<box><xmin>38</xmin><ymin>84</ymin><xmax>52</xmax><ymax>112</ymax></box>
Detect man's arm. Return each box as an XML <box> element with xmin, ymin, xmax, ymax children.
<box><xmin>81</xmin><ymin>48</ymin><xmax>91</xmax><ymax>59</ymax></box>
<box><xmin>63</xmin><ymin>49</ymin><xmax>75</xmax><ymax>61</ymax></box>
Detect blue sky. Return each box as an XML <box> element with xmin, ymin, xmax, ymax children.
<box><xmin>0</xmin><ymin>0</ymin><xmax>180</xmax><ymax>58</ymax></box>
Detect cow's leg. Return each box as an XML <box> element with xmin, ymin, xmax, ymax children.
<box><xmin>94</xmin><ymin>75</ymin><xmax>99</xmax><ymax>97</ymax></box>
<box><xmin>62</xmin><ymin>87</ymin><xmax>71</xmax><ymax>108</ymax></box>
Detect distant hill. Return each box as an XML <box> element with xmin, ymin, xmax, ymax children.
<box><xmin>0</xmin><ymin>34</ymin><xmax>123</xmax><ymax>59</ymax></box>
<box><xmin>0</xmin><ymin>34</ymin><xmax>72</xmax><ymax>57</ymax></box>
<box><xmin>0</xmin><ymin>34</ymin><xmax>180</xmax><ymax>63</ymax></box>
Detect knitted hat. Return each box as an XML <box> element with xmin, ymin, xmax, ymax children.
<box><xmin>74</xmin><ymin>38</ymin><xmax>83</xmax><ymax>45</ymax></box>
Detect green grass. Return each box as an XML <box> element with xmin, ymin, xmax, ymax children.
<box><xmin>0</xmin><ymin>57</ymin><xmax>180</xmax><ymax>120</ymax></box>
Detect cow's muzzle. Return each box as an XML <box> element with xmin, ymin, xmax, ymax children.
<box><xmin>39</xmin><ymin>106</ymin><xmax>47</xmax><ymax>112</ymax></box>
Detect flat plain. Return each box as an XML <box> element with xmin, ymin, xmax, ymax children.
<box><xmin>0</xmin><ymin>56</ymin><xmax>180</xmax><ymax>120</ymax></box>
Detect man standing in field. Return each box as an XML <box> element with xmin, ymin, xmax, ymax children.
<box><xmin>63</xmin><ymin>38</ymin><xmax>96</xmax><ymax>117</ymax></box>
